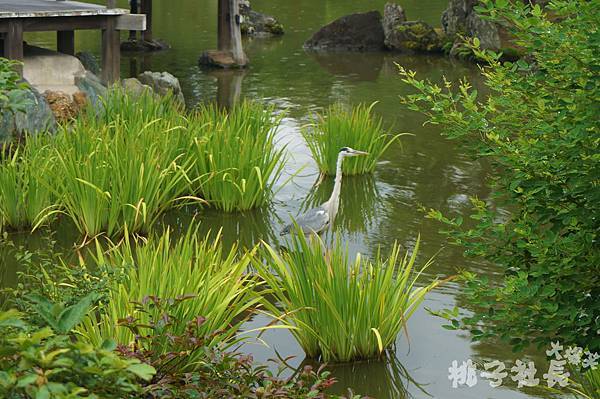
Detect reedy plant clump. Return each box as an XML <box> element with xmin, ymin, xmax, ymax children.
<box><xmin>256</xmin><ymin>232</ymin><xmax>441</xmax><ymax>362</ymax></box>
<box><xmin>0</xmin><ymin>137</ymin><xmax>56</xmax><ymax>231</ymax></box>
<box><xmin>41</xmin><ymin>90</ymin><xmax>194</xmax><ymax>237</ymax></box>
<box><xmin>78</xmin><ymin>227</ymin><xmax>261</xmax><ymax>362</ymax></box>
<box><xmin>303</xmin><ymin>102</ymin><xmax>398</xmax><ymax>176</ymax></box>
<box><xmin>189</xmin><ymin>102</ymin><xmax>286</xmax><ymax>212</ymax></box>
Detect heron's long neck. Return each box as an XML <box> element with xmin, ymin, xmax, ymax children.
<box><xmin>326</xmin><ymin>153</ymin><xmax>344</xmax><ymax>214</ymax></box>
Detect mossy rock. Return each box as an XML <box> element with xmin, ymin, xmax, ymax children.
<box><xmin>385</xmin><ymin>20</ymin><xmax>442</xmax><ymax>53</ymax></box>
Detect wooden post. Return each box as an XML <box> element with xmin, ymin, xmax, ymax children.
<box><xmin>141</xmin><ymin>0</ymin><xmax>153</xmax><ymax>42</ymax></box>
<box><xmin>4</xmin><ymin>20</ymin><xmax>24</xmax><ymax>75</ymax></box>
<box><xmin>217</xmin><ymin>0</ymin><xmax>246</xmax><ymax>65</ymax></box>
<box><xmin>106</xmin><ymin>0</ymin><xmax>116</xmax><ymax>8</ymax></box>
<box><xmin>101</xmin><ymin>17</ymin><xmax>120</xmax><ymax>85</ymax></box>
<box><xmin>129</xmin><ymin>0</ymin><xmax>139</xmax><ymax>40</ymax></box>
<box><xmin>57</xmin><ymin>30</ymin><xmax>75</xmax><ymax>55</ymax></box>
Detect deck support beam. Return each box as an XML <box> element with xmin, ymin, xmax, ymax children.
<box><xmin>4</xmin><ymin>20</ymin><xmax>23</xmax><ymax>75</ymax></box>
<box><xmin>101</xmin><ymin>16</ymin><xmax>120</xmax><ymax>85</ymax></box>
<box><xmin>216</xmin><ymin>0</ymin><xmax>247</xmax><ymax>66</ymax></box>
<box><xmin>141</xmin><ymin>0</ymin><xmax>152</xmax><ymax>42</ymax></box>
<box><xmin>57</xmin><ymin>30</ymin><xmax>75</xmax><ymax>55</ymax></box>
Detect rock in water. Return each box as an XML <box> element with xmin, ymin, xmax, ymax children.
<box><xmin>0</xmin><ymin>84</ymin><xmax>56</xmax><ymax>144</ymax></box>
<box><xmin>304</xmin><ymin>11</ymin><xmax>385</xmax><ymax>52</ymax></box>
<box><xmin>76</xmin><ymin>52</ymin><xmax>100</xmax><ymax>75</ymax></box>
<box><xmin>239</xmin><ymin>1</ymin><xmax>284</xmax><ymax>37</ymax></box>
<box><xmin>385</xmin><ymin>21</ymin><xmax>443</xmax><ymax>53</ymax></box>
<box><xmin>442</xmin><ymin>0</ymin><xmax>500</xmax><ymax>50</ymax></box>
<box><xmin>382</xmin><ymin>2</ymin><xmax>406</xmax><ymax>45</ymax></box>
<box><xmin>137</xmin><ymin>71</ymin><xmax>185</xmax><ymax>103</ymax></box>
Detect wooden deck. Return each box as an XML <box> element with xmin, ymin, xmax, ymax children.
<box><xmin>0</xmin><ymin>0</ymin><xmax>145</xmax><ymax>84</ymax></box>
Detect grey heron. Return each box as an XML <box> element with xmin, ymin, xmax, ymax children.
<box><xmin>281</xmin><ymin>147</ymin><xmax>369</xmax><ymax>236</ymax></box>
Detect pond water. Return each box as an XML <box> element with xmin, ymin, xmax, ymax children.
<box><xmin>11</xmin><ymin>1</ymin><xmax>558</xmax><ymax>398</ymax></box>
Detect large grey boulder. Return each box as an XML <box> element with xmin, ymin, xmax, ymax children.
<box><xmin>382</xmin><ymin>2</ymin><xmax>406</xmax><ymax>46</ymax></box>
<box><xmin>385</xmin><ymin>20</ymin><xmax>442</xmax><ymax>53</ymax></box>
<box><xmin>304</xmin><ymin>11</ymin><xmax>385</xmax><ymax>52</ymax></box>
<box><xmin>0</xmin><ymin>83</ymin><xmax>56</xmax><ymax>144</ymax></box>
<box><xmin>137</xmin><ymin>71</ymin><xmax>185</xmax><ymax>103</ymax></box>
<box><xmin>240</xmin><ymin>1</ymin><xmax>284</xmax><ymax>37</ymax></box>
<box><xmin>442</xmin><ymin>0</ymin><xmax>500</xmax><ymax>50</ymax></box>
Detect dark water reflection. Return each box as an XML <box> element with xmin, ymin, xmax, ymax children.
<box><xmin>9</xmin><ymin>1</ymin><xmax>556</xmax><ymax>398</ymax></box>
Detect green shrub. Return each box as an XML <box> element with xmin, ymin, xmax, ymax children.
<box><xmin>0</xmin><ymin>58</ymin><xmax>30</xmax><ymax>115</ymax></box>
<box><xmin>0</xmin><ymin>309</ymin><xmax>154</xmax><ymax>399</ymax></box>
<box><xmin>188</xmin><ymin>102</ymin><xmax>286</xmax><ymax>212</ymax></box>
<box><xmin>256</xmin><ymin>232</ymin><xmax>441</xmax><ymax>362</ymax></box>
<box><xmin>400</xmin><ymin>0</ymin><xmax>600</xmax><ymax>351</ymax></box>
<box><xmin>303</xmin><ymin>103</ymin><xmax>398</xmax><ymax>176</ymax></box>
<box><xmin>78</xmin><ymin>227</ymin><xmax>261</xmax><ymax>363</ymax></box>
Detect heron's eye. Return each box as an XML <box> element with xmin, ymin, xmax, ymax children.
<box><xmin>340</xmin><ymin>147</ymin><xmax>349</xmax><ymax>153</ymax></box>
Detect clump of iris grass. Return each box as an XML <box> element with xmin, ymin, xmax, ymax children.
<box><xmin>188</xmin><ymin>102</ymin><xmax>286</xmax><ymax>212</ymax></box>
<box><xmin>256</xmin><ymin>232</ymin><xmax>441</xmax><ymax>363</ymax></box>
<box><xmin>0</xmin><ymin>137</ymin><xmax>57</xmax><ymax>230</ymax></box>
<box><xmin>303</xmin><ymin>102</ymin><xmax>398</xmax><ymax>176</ymax></box>
<box><xmin>39</xmin><ymin>90</ymin><xmax>195</xmax><ymax>238</ymax></box>
<box><xmin>78</xmin><ymin>226</ymin><xmax>261</xmax><ymax>361</ymax></box>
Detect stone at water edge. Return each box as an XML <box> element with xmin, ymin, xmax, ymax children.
<box><xmin>382</xmin><ymin>2</ymin><xmax>407</xmax><ymax>46</ymax></box>
<box><xmin>121</xmin><ymin>78</ymin><xmax>156</xmax><ymax>100</ymax></box>
<box><xmin>120</xmin><ymin>39</ymin><xmax>170</xmax><ymax>52</ymax></box>
<box><xmin>199</xmin><ymin>50</ymin><xmax>249</xmax><ymax>69</ymax></box>
<box><xmin>385</xmin><ymin>20</ymin><xmax>443</xmax><ymax>53</ymax></box>
<box><xmin>239</xmin><ymin>0</ymin><xmax>284</xmax><ymax>37</ymax></box>
<box><xmin>75</xmin><ymin>71</ymin><xmax>107</xmax><ymax>110</ymax></box>
<box><xmin>76</xmin><ymin>51</ymin><xmax>100</xmax><ymax>76</ymax></box>
<box><xmin>0</xmin><ymin>83</ymin><xmax>57</xmax><ymax>144</ymax></box>
<box><xmin>442</xmin><ymin>0</ymin><xmax>500</xmax><ymax>52</ymax></box>
<box><xmin>137</xmin><ymin>71</ymin><xmax>185</xmax><ymax>103</ymax></box>
<box><xmin>303</xmin><ymin>11</ymin><xmax>386</xmax><ymax>52</ymax></box>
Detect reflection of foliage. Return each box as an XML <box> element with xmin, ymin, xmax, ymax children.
<box><xmin>307</xmin><ymin>352</ymin><xmax>429</xmax><ymax>399</ymax></box>
<box><xmin>300</xmin><ymin>174</ymin><xmax>381</xmax><ymax>235</ymax></box>
<box><xmin>400</xmin><ymin>0</ymin><xmax>600</xmax><ymax>352</ymax></box>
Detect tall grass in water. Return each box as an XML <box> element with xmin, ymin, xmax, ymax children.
<box><xmin>0</xmin><ymin>137</ymin><xmax>57</xmax><ymax>230</ymax></box>
<box><xmin>256</xmin><ymin>233</ymin><xmax>441</xmax><ymax>362</ymax></box>
<box><xmin>303</xmin><ymin>102</ymin><xmax>398</xmax><ymax>175</ymax></box>
<box><xmin>78</xmin><ymin>227</ymin><xmax>261</xmax><ymax>353</ymax></box>
<box><xmin>45</xmin><ymin>90</ymin><xmax>193</xmax><ymax>237</ymax></box>
<box><xmin>188</xmin><ymin>102</ymin><xmax>286</xmax><ymax>212</ymax></box>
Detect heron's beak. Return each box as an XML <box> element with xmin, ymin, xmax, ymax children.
<box><xmin>352</xmin><ymin>150</ymin><xmax>369</xmax><ymax>156</ymax></box>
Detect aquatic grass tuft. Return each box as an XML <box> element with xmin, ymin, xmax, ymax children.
<box><xmin>256</xmin><ymin>232</ymin><xmax>441</xmax><ymax>363</ymax></box>
<box><xmin>41</xmin><ymin>90</ymin><xmax>194</xmax><ymax>237</ymax></box>
<box><xmin>78</xmin><ymin>226</ymin><xmax>261</xmax><ymax>358</ymax></box>
<box><xmin>188</xmin><ymin>102</ymin><xmax>286</xmax><ymax>212</ymax></box>
<box><xmin>303</xmin><ymin>102</ymin><xmax>399</xmax><ymax>176</ymax></box>
<box><xmin>0</xmin><ymin>137</ymin><xmax>57</xmax><ymax>230</ymax></box>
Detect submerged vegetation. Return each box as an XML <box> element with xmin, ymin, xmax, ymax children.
<box><xmin>303</xmin><ymin>103</ymin><xmax>398</xmax><ymax>176</ymax></box>
<box><xmin>257</xmin><ymin>232</ymin><xmax>440</xmax><ymax>362</ymax></box>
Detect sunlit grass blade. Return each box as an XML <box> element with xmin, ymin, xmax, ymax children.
<box><xmin>256</xmin><ymin>232</ymin><xmax>441</xmax><ymax>362</ymax></box>
<box><xmin>302</xmin><ymin>102</ymin><xmax>399</xmax><ymax>176</ymax></box>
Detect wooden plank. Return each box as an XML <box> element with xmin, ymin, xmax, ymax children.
<box><xmin>57</xmin><ymin>30</ymin><xmax>74</xmax><ymax>55</ymax></box>
<box><xmin>4</xmin><ymin>19</ymin><xmax>23</xmax><ymax>75</ymax></box>
<box><xmin>0</xmin><ymin>0</ymin><xmax>128</xmax><ymax>19</ymax></box>
<box><xmin>101</xmin><ymin>16</ymin><xmax>120</xmax><ymax>85</ymax></box>
<box><xmin>115</xmin><ymin>14</ymin><xmax>145</xmax><ymax>31</ymax></box>
<box><xmin>0</xmin><ymin>16</ymin><xmax>108</xmax><ymax>32</ymax></box>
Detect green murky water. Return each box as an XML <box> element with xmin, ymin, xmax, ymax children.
<box><xmin>8</xmin><ymin>1</ymin><xmax>557</xmax><ymax>398</ymax></box>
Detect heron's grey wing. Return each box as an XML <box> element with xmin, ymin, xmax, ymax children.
<box><xmin>281</xmin><ymin>206</ymin><xmax>329</xmax><ymax>235</ymax></box>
